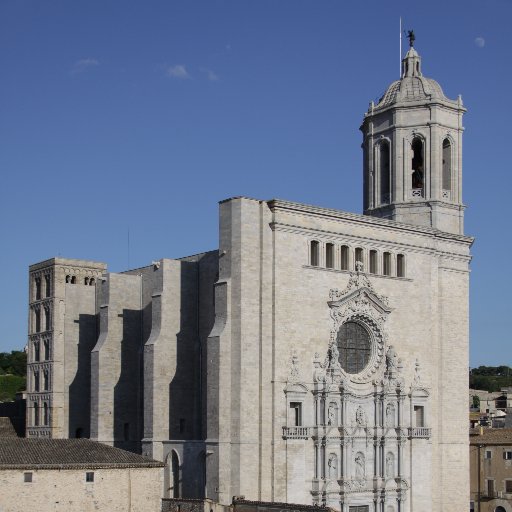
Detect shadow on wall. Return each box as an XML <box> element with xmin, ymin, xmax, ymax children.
<box><xmin>113</xmin><ymin>308</ymin><xmax>143</xmax><ymax>453</ymax></box>
<box><xmin>68</xmin><ymin>313</ymin><xmax>96</xmax><ymax>438</ymax></box>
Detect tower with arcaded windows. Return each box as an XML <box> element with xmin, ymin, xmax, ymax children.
<box><xmin>361</xmin><ymin>41</ymin><xmax>466</xmax><ymax>235</ymax></box>
<box><xmin>26</xmin><ymin>258</ymin><xmax>106</xmax><ymax>438</ymax></box>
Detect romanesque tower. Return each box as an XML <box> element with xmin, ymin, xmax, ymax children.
<box><xmin>361</xmin><ymin>36</ymin><xmax>466</xmax><ymax>235</ymax></box>
<box><xmin>27</xmin><ymin>258</ymin><xmax>106</xmax><ymax>438</ymax></box>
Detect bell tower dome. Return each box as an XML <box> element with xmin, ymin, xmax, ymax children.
<box><xmin>360</xmin><ymin>36</ymin><xmax>466</xmax><ymax>234</ymax></box>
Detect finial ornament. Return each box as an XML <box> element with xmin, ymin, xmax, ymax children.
<box><xmin>407</xmin><ymin>30</ymin><xmax>415</xmax><ymax>48</ymax></box>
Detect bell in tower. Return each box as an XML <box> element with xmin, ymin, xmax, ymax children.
<box><xmin>360</xmin><ymin>33</ymin><xmax>466</xmax><ymax>234</ymax></box>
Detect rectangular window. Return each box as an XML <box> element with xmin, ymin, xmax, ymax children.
<box><xmin>24</xmin><ymin>472</ymin><xmax>32</xmax><ymax>483</ymax></box>
<box><xmin>310</xmin><ymin>241</ymin><xmax>319</xmax><ymax>267</ymax></box>
<box><xmin>349</xmin><ymin>507</ymin><xmax>369</xmax><ymax>512</ymax></box>
<box><xmin>485</xmin><ymin>450</ymin><xmax>492</xmax><ymax>459</ymax></box>
<box><xmin>383</xmin><ymin>252</ymin><xmax>391</xmax><ymax>276</ymax></box>
<box><xmin>396</xmin><ymin>254</ymin><xmax>405</xmax><ymax>277</ymax></box>
<box><xmin>45</xmin><ymin>275</ymin><xmax>51</xmax><ymax>297</ymax></box>
<box><xmin>504</xmin><ymin>451</ymin><xmax>512</xmax><ymax>460</ymax></box>
<box><xmin>86</xmin><ymin>472</ymin><xmax>94</xmax><ymax>482</ymax></box>
<box><xmin>369</xmin><ymin>250</ymin><xmax>377</xmax><ymax>274</ymax></box>
<box><xmin>354</xmin><ymin>248</ymin><xmax>363</xmax><ymax>269</ymax></box>
<box><xmin>340</xmin><ymin>246</ymin><xmax>349</xmax><ymax>270</ymax></box>
<box><xmin>289</xmin><ymin>402</ymin><xmax>302</xmax><ymax>426</ymax></box>
<box><xmin>414</xmin><ymin>405</ymin><xmax>424</xmax><ymax>427</ymax></box>
<box><xmin>487</xmin><ymin>479</ymin><xmax>495</xmax><ymax>497</ymax></box>
<box><xmin>506</xmin><ymin>480</ymin><xmax>512</xmax><ymax>493</ymax></box>
<box><xmin>325</xmin><ymin>243</ymin><xmax>334</xmax><ymax>269</ymax></box>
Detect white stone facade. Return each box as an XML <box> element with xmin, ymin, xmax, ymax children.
<box><xmin>26</xmin><ymin>43</ymin><xmax>472</xmax><ymax>511</ymax></box>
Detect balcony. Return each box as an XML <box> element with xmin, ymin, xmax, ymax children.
<box><xmin>408</xmin><ymin>427</ymin><xmax>431</xmax><ymax>438</ymax></box>
<box><xmin>282</xmin><ymin>426</ymin><xmax>311</xmax><ymax>439</ymax></box>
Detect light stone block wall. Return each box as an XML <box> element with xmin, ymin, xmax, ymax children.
<box><xmin>208</xmin><ymin>197</ymin><xmax>472</xmax><ymax>512</ymax></box>
<box><xmin>0</xmin><ymin>467</ymin><xmax>163</xmax><ymax>512</ymax></box>
<box><xmin>91</xmin><ymin>272</ymin><xmax>143</xmax><ymax>452</ymax></box>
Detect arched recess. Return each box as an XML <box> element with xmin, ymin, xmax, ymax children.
<box><xmin>164</xmin><ymin>450</ymin><xmax>182</xmax><ymax>498</ymax></box>
<box><xmin>411</xmin><ymin>136</ymin><xmax>425</xmax><ymax>196</ymax></box>
<box><xmin>442</xmin><ymin>137</ymin><xmax>453</xmax><ymax>198</ymax></box>
<box><xmin>379</xmin><ymin>139</ymin><xmax>391</xmax><ymax>205</ymax></box>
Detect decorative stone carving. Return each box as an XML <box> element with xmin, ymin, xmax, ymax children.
<box><xmin>288</xmin><ymin>349</ymin><xmax>301</xmax><ymax>382</ymax></box>
<box><xmin>355</xmin><ymin>406</ymin><xmax>367</xmax><ymax>427</ymax></box>
<box><xmin>327</xmin><ymin>266</ymin><xmax>392</xmax><ymax>383</ymax></box>
<box><xmin>385</xmin><ymin>402</ymin><xmax>395</xmax><ymax>427</ymax></box>
<box><xmin>385</xmin><ymin>452</ymin><xmax>395</xmax><ymax>477</ymax></box>
<box><xmin>355</xmin><ymin>452</ymin><xmax>365</xmax><ymax>480</ymax></box>
<box><xmin>328</xmin><ymin>453</ymin><xmax>337</xmax><ymax>480</ymax></box>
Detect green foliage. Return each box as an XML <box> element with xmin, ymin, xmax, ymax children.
<box><xmin>0</xmin><ymin>374</ymin><xmax>26</xmax><ymax>402</ymax></box>
<box><xmin>472</xmin><ymin>395</ymin><xmax>480</xmax><ymax>408</ymax></box>
<box><xmin>470</xmin><ymin>366</ymin><xmax>512</xmax><ymax>392</ymax></box>
<box><xmin>0</xmin><ymin>351</ymin><xmax>26</xmax><ymax>377</ymax></box>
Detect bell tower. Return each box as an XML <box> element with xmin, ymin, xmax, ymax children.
<box><xmin>361</xmin><ymin>35</ymin><xmax>466</xmax><ymax>234</ymax></box>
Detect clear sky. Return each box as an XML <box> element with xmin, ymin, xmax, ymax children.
<box><xmin>0</xmin><ymin>0</ymin><xmax>509</xmax><ymax>367</ymax></box>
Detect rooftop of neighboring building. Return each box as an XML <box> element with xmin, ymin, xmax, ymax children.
<box><xmin>470</xmin><ymin>428</ymin><xmax>512</xmax><ymax>446</ymax></box>
<box><xmin>0</xmin><ymin>438</ymin><xmax>165</xmax><ymax>470</ymax></box>
<box><xmin>0</xmin><ymin>417</ymin><xmax>20</xmax><ymax>438</ymax></box>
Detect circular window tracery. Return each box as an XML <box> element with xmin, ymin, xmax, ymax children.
<box><xmin>336</xmin><ymin>321</ymin><xmax>371</xmax><ymax>374</ymax></box>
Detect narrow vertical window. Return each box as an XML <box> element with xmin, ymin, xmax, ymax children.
<box><xmin>411</xmin><ymin>137</ymin><xmax>424</xmax><ymax>195</ymax></box>
<box><xmin>354</xmin><ymin>248</ymin><xmax>363</xmax><ymax>270</ymax></box>
<box><xmin>84</xmin><ymin>277</ymin><xmax>89</xmax><ymax>285</ymax></box>
<box><xmin>340</xmin><ymin>245</ymin><xmax>349</xmax><ymax>271</ymax></box>
<box><xmin>34</xmin><ymin>370</ymin><xmax>40</xmax><ymax>392</ymax></box>
<box><xmin>310</xmin><ymin>241</ymin><xmax>319</xmax><ymax>267</ymax></box>
<box><xmin>124</xmin><ymin>422</ymin><xmax>130</xmax><ymax>441</ymax></box>
<box><xmin>44</xmin><ymin>275</ymin><xmax>51</xmax><ymax>297</ymax></box>
<box><xmin>34</xmin><ymin>341</ymin><xmax>40</xmax><ymax>362</ymax></box>
<box><xmin>71</xmin><ymin>276</ymin><xmax>76</xmax><ymax>284</ymax></box>
<box><xmin>86</xmin><ymin>472</ymin><xmax>94</xmax><ymax>483</ymax></box>
<box><xmin>43</xmin><ymin>370</ymin><xmax>49</xmax><ymax>390</ymax></box>
<box><xmin>414</xmin><ymin>405</ymin><xmax>424</xmax><ymax>427</ymax></box>
<box><xmin>44</xmin><ymin>340</ymin><xmax>50</xmax><ymax>360</ymax></box>
<box><xmin>35</xmin><ymin>277</ymin><xmax>42</xmax><ymax>300</ymax></box>
<box><xmin>380</xmin><ymin>141</ymin><xmax>390</xmax><ymax>204</ymax></box>
<box><xmin>325</xmin><ymin>243</ymin><xmax>334</xmax><ymax>269</ymax></box>
<box><xmin>44</xmin><ymin>307</ymin><xmax>50</xmax><ymax>331</ymax></box>
<box><xmin>442</xmin><ymin>138</ymin><xmax>451</xmax><ymax>198</ymax></box>
<box><xmin>383</xmin><ymin>252</ymin><xmax>391</xmax><ymax>276</ymax></box>
<box><xmin>43</xmin><ymin>402</ymin><xmax>49</xmax><ymax>425</ymax></box>
<box><xmin>89</xmin><ymin>278</ymin><xmax>95</xmax><ymax>285</ymax></box>
<box><xmin>65</xmin><ymin>275</ymin><xmax>71</xmax><ymax>283</ymax></box>
<box><xmin>289</xmin><ymin>402</ymin><xmax>302</xmax><ymax>426</ymax></box>
<box><xmin>33</xmin><ymin>402</ymin><xmax>39</xmax><ymax>426</ymax></box>
<box><xmin>369</xmin><ymin>250</ymin><xmax>377</xmax><ymax>274</ymax></box>
<box><xmin>35</xmin><ymin>309</ymin><xmax>41</xmax><ymax>333</ymax></box>
<box><xmin>397</xmin><ymin>254</ymin><xmax>405</xmax><ymax>277</ymax></box>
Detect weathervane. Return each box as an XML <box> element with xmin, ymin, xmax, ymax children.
<box><xmin>407</xmin><ymin>30</ymin><xmax>415</xmax><ymax>48</ymax></box>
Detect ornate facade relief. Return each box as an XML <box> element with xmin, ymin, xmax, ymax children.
<box><xmin>282</xmin><ymin>266</ymin><xmax>432</xmax><ymax>510</ymax></box>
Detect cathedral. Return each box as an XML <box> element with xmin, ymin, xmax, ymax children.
<box><xmin>26</xmin><ymin>41</ymin><xmax>473</xmax><ymax>511</ymax></box>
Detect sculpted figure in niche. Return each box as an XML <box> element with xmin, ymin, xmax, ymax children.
<box><xmin>328</xmin><ymin>453</ymin><xmax>337</xmax><ymax>480</ymax></box>
<box><xmin>386</xmin><ymin>345</ymin><xmax>398</xmax><ymax>372</ymax></box>
<box><xmin>356</xmin><ymin>406</ymin><xmax>367</xmax><ymax>427</ymax></box>
<box><xmin>386</xmin><ymin>452</ymin><xmax>395</xmax><ymax>478</ymax></box>
<box><xmin>328</xmin><ymin>403</ymin><xmax>337</xmax><ymax>426</ymax></box>
<box><xmin>386</xmin><ymin>403</ymin><xmax>395</xmax><ymax>427</ymax></box>
<box><xmin>355</xmin><ymin>452</ymin><xmax>365</xmax><ymax>480</ymax></box>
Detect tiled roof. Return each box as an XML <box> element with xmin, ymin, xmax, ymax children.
<box><xmin>0</xmin><ymin>438</ymin><xmax>165</xmax><ymax>469</ymax></box>
<box><xmin>470</xmin><ymin>428</ymin><xmax>512</xmax><ymax>445</ymax></box>
<box><xmin>0</xmin><ymin>417</ymin><xmax>19</xmax><ymax>438</ymax></box>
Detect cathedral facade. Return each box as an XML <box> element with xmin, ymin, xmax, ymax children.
<box><xmin>26</xmin><ymin>44</ymin><xmax>472</xmax><ymax>511</ymax></box>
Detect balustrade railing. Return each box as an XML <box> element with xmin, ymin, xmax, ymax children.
<box><xmin>282</xmin><ymin>426</ymin><xmax>311</xmax><ymax>439</ymax></box>
<box><xmin>408</xmin><ymin>427</ymin><xmax>431</xmax><ymax>438</ymax></box>
<box><xmin>411</xmin><ymin>188</ymin><xmax>423</xmax><ymax>198</ymax></box>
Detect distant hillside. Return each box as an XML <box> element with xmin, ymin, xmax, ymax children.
<box><xmin>470</xmin><ymin>365</ymin><xmax>512</xmax><ymax>393</ymax></box>
<box><xmin>0</xmin><ymin>351</ymin><xmax>26</xmax><ymax>402</ymax></box>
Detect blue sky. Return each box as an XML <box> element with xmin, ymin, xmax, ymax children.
<box><xmin>0</xmin><ymin>0</ymin><xmax>509</xmax><ymax>367</ymax></box>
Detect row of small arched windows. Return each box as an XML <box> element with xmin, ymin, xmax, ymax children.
<box><xmin>32</xmin><ymin>401</ymin><xmax>49</xmax><ymax>427</ymax></box>
<box><xmin>32</xmin><ymin>368</ymin><xmax>49</xmax><ymax>392</ymax></box>
<box><xmin>376</xmin><ymin>136</ymin><xmax>453</xmax><ymax>205</ymax></box>
<box><xmin>309</xmin><ymin>240</ymin><xmax>406</xmax><ymax>278</ymax></box>
<box><xmin>32</xmin><ymin>307</ymin><xmax>51</xmax><ymax>334</ymax></box>
<box><xmin>33</xmin><ymin>275</ymin><xmax>51</xmax><ymax>301</ymax></box>
<box><xmin>65</xmin><ymin>275</ymin><xmax>96</xmax><ymax>285</ymax></box>
<box><xmin>32</xmin><ymin>340</ymin><xmax>50</xmax><ymax>362</ymax></box>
